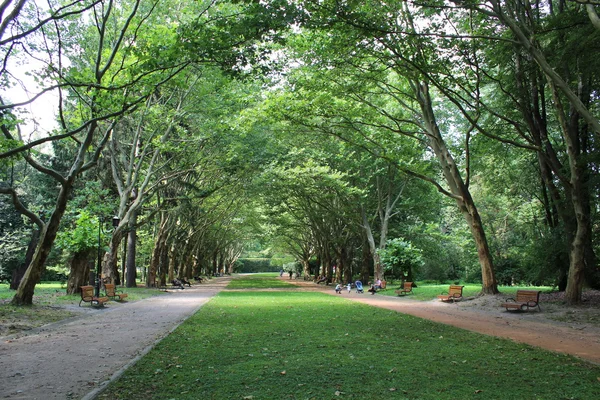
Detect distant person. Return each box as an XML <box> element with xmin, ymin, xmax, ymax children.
<box><xmin>375</xmin><ymin>278</ymin><xmax>382</xmax><ymax>290</ymax></box>
<box><xmin>335</xmin><ymin>283</ymin><xmax>342</xmax><ymax>294</ymax></box>
<box><xmin>346</xmin><ymin>283</ymin><xmax>352</xmax><ymax>293</ymax></box>
<box><xmin>172</xmin><ymin>279</ymin><xmax>184</xmax><ymax>289</ymax></box>
<box><xmin>368</xmin><ymin>283</ymin><xmax>377</xmax><ymax>295</ymax></box>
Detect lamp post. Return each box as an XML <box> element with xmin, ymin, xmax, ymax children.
<box><xmin>95</xmin><ymin>216</ymin><xmax>121</xmax><ymax>297</ymax></box>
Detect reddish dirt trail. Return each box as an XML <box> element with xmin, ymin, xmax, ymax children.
<box><xmin>287</xmin><ymin>278</ymin><xmax>600</xmax><ymax>365</ymax></box>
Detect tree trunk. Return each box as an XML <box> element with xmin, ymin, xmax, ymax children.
<box><xmin>126</xmin><ymin>217</ymin><xmax>137</xmax><ymax>288</ymax></box>
<box><xmin>416</xmin><ymin>81</ymin><xmax>498</xmax><ymax>294</ymax></box>
<box><xmin>362</xmin><ymin>208</ymin><xmax>383</xmax><ymax>280</ymax></box>
<box><xmin>360</xmin><ymin>232</ymin><xmax>371</xmax><ymax>285</ymax></box>
<box><xmin>11</xmin><ymin>185</ymin><xmax>72</xmax><ymax>305</ymax></box>
<box><xmin>301</xmin><ymin>257</ymin><xmax>311</xmax><ymax>280</ymax></box>
<box><xmin>67</xmin><ymin>250</ymin><xmax>93</xmax><ymax>295</ymax></box>
<box><xmin>10</xmin><ymin>228</ymin><xmax>40</xmax><ymax>290</ymax></box>
<box><xmin>158</xmin><ymin>235</ymin><xmax>169</xmax><ymax>286</ymax></box>
<box><xmin>549</xmin><ymin>84</ymin><xmax>592</xmax><ymax>305</ymax></box>
<box><xmin>101</xmin><ymin>231</ymin><xmax>122</xmax><ymax>285</ymax></box>
<box><xmin>168</xmin><ymin>244</ymin><xmax>176</xmax><ymax>282</ymax></box>
<box><xmin>147</xmin><ymin>214</ymin><xmax>168</xmax><ymax>287</ymax></box>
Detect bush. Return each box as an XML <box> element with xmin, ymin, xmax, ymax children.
<box><xmin>494</xmin><ymin>257</ymin><xmax>524</xmax><ymax>286</ymax></box>
<box><xmin>282</xmin><ymin>261</ymin><xmax>302</xmax><ymax>275</ymax></box>
<box><xmin>378</xmin><ymin>238</ymin><xmax>424</xmax><ymax>281</ymax></box>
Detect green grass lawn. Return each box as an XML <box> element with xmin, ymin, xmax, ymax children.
<box><xmin>227</xmin><ymin>274</ymin><xmax>298</xmax><ymax>289</ymax></box>
<box><xmin>100</xmin><ymin>290</ymin><xmax>600</xmax><ymax>399</ymax></box>
<box><xmin>0</xmin><ymin>282</ymin><xmax>164</xmax><ymax>303</ymax></box>
<box><xmin>377</xmin><ymin>282</ymin><xmax>553</xmax><ymax>301</ymax></box>
<box><xmin>0</xmin><ymin>282</ymin><xmax>164</xmax><ymax>336</ymax></box>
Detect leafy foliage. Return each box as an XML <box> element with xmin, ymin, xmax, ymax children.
<box><xmin>378</xmin><ymin>238</ymin><xmax>424</xmax><ymax>280</ymax></box>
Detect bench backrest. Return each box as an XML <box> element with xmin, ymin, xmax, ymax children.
<box><xmin>403</xmin><ymin>282</ymin><xmax>413</xmax><ymax>290</ymax></box>
<box><xmin>448</xmin><ymin>285</ymin><xmax>464</xmax><ymax>296</ymax></box>
<box><xmin>104</xmin><ymin>283</ymin><xmax>116</xmax><ymax>296</ymax></box>
<box><xmin>80</xmin><ymin>285</ymin><xmax>94</xmax><ymax>300</ymax></box>
<box><xmin>515</xmin><ymin>290</ymin><xmax>541</xmax><ymax>303</ymax></box>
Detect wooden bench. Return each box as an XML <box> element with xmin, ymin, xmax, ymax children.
<box><xmin>104</xmin><ymin>284</ymin><xmax>128</xmax><ymax>301</ymax></box>
<box><xmin>395</xmin><ymin>282</ymin><xmax>413</xmax><ymax>296</ymax></box>
<box><xmin>437</xmin><ymin>285</ymin><xmax>464</xmax><ymax>302</ymax></box>
<box><xmin>79</xmin><ymin>285</ymin><xmax>109</xmax><ymax>307</ymax></box>
<box><xmin>501</xmin><ymin>290</ymin><xmax>542</xmax><ymax>311</ymax></box>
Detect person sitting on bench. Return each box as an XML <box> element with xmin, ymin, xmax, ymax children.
<box><xmin>171</xmin><ymin>279</ymin><xmax>184</xmax><ymax>289</ymax></box>
<box><xmin>368</xmin><ymin>283</ymin><xmax>377</xmax><ymax>295</ymax></box>
<box><xmin>180</xmin><ymin>278</ymin><xmax>191</xmax><ymax>287</ymax></box>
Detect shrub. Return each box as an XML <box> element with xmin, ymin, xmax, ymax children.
<box><xmin>236</xmin><ymin>258</ymin><xmax>277</xmax><ymax>273</ymax></box>
<box><xmin>378</xmin><ymin>238</ymin><xmax>424</xmax><ymax>281</ymax></box>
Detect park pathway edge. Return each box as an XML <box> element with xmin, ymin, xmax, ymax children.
<box><xmin>0</xmin><ymin>277</ymin><xmax>231</xmax><ymax>400</ymax></box>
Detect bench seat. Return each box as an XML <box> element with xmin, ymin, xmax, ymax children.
<box><xmin>395</xmin><ymin>282</ymin><xmax>413</xmax><ymax>296</ymax></box>
<box><xmin>501</xmin><ymin>290</ymin><xmax>541</xmax><ymax>311</ymax></box>
<box><xmin>79</xmin><ymin>285</ymin><xmax>109</xmax><ymax>307</ymax></box>
<box><xmin>437</xmin><ymin>285</ymin><xmax>464</xmax><ymax>302</ymax></box>
<box><xmin>104</xmin><ymin>283</ymin><xmax>128</xmax><ymax>301</ymax></box>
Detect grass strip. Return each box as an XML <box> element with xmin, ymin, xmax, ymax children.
<box><xmin>378</xmin><ymin>283</ymin><xmax>552</xmax><ymax>301</ymax></box>
<box><xmin>226</xmin><ymin>275</ymin><xmax>298</xmax><ymax>289</ymax></box>
<box><xmin>0</xmin><ymin>283</ymin><xmax>164</xmax><ymax>336</ymax></box>
<box><xmin>100</xmin><ymin>291</ymin><xmax>600</xmax><ymax>400</ymax></box>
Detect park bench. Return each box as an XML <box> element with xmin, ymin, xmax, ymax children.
<box><xmin>104</xmin><ymin>284</ymin><xmax>128</xmax><ymax>301</ymax></box>
<box><xmin>395</xmin><ymin>282</ymin><xmax>413</xmax><ymax>296</ymax></box>
<box><xmin>501</xmin><ymin>290</ymin><xmax>542</xmax><ymax>312</ymax></box>
<box><xmin>437</xmin><ymin>285</ymin><xmax>464</xmax><ymax>302</ymax></box>
<box><xmin>79</xmin><ymin>285</ymin><xmax>109</xmax><ymax>307</ymax></box>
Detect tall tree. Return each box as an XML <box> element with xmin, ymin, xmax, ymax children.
<box><xmin>2</xmin><ymin>0</ymin><xmax>187</xmax><ymax>305</ymax></box>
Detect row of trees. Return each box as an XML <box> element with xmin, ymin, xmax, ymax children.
<box><xmin>1</xmin><ymin>1</ymin><xmax>599</xmax><ymax>305</ymax></box>
<box><xmin>252</xmin><ymin>0</ymin><xmax>600</xmax><ymax>303</ymax></box>
<box><xmin>0</xmin><ymin>0</ymin><xmax>295</xmax><ymax>304</ymax></box>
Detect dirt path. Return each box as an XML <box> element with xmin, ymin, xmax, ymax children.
<box><xmin>288</xmin><ymin>279</ymin><xmax>600</xmax><ymax>365</ymax></box>
<box><xmin>0</xmin><ymin>277</ymin><xmax>231</xmax><ymax>400</ymax></box>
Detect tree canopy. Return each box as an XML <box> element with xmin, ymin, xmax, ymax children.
<box><xmin>1</xmin><ymin>0</ymin><xmax>599</xmax><ymax>304</ymax></box>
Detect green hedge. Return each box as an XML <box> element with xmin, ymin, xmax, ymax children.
<box><xmin>236</xmin><ymin>258</ymin><xmax>278</xmax><ymax>273</ymax></box>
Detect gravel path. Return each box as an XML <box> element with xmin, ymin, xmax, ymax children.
<box><xmin>0</xmin><ymin>277</ymin><xmax>231</xmax><ymax>400</ymax></box>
